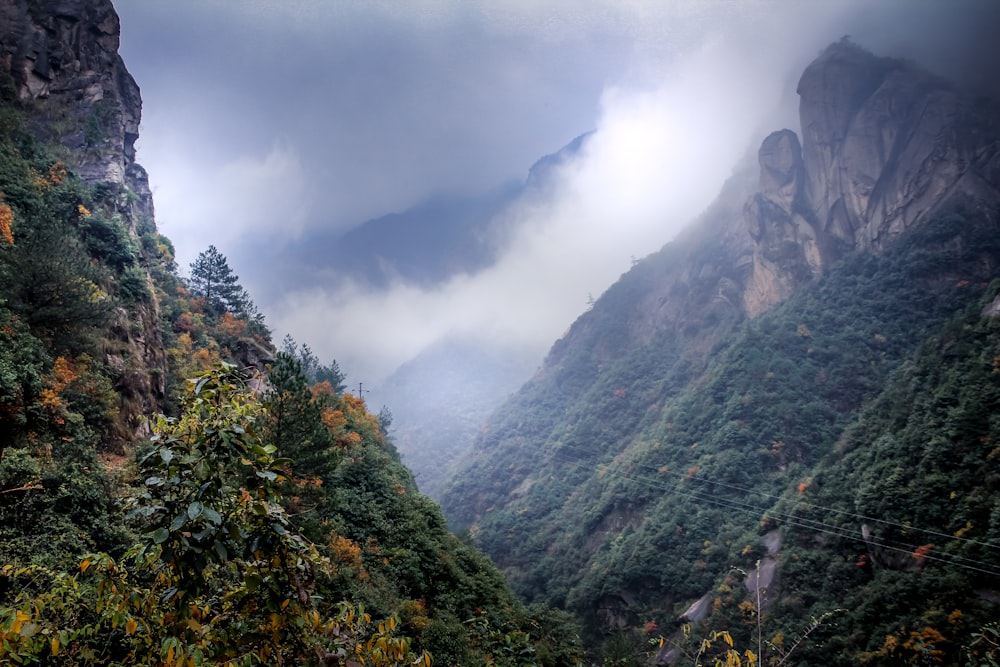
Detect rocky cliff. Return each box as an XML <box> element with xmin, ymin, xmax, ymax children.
<box><xmin>0</xmin><ymin>0</ymin><xmax>166</xmax><ymax>441</ymax></box>
<box><xmin>746</xmin><ymin>40</ymin><xmax>1000</xmax><ymax>314</ymax></box>
<box><xmin>440</xmin><ymin>41</ymin><xmax>1000</xmax><ymax>661</ymax></box>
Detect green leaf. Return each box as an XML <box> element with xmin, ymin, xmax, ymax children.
<box><xmin>187</xmin><ymin>501</ymin><xmax>204</xmax><ymax>520</ymax></box>
<box><xmin>149</xmin><ymin>528</ymin><xmax>170</xmax><ymax>544</ymax></box>
<box><xmin>203</xmin><ymin>507</ymin><xmax>222</xmax><ymax>525</ymax></box>
<box><xmin>170</xmin><ymin>513</ymin><xmax>187</xmax><ymax>531</ymax></box>
<box><xmin>214</xmin><ymin>541</ymin><xmax>228</xmax><ymax>561</ymax></box>
<box><xmin>144</xmin><ymin>476</ymin><xmax>163</xmax><ymax>486</ymax></box>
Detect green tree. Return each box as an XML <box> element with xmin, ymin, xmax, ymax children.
<box><xmin>188</xmin><ymin>244</ymin><xmax>245</xmax><ymax>315</ymax></box>
<box><xmin>0</xmin><ymin>364</ymin><xmax>428</xmax><ymax>666</ymax></box>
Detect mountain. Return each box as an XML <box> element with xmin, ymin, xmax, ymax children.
<box><xmin>0</xmin><ymin>2</ymin><xmax>584</xmax><ymax>664</ymax></box>
<box><xmin>370</xmin><ymin>335</ymin><xmax>538</xmax><ymax>501</ymax></box>
<box><xmin>262</xmin><ymin>131</ymin><xmax>592</xmax><ymax>296</ymax></box>
<box><xmin>440</xmin><ymin>40</ymin><xmax>1000</xmax><ymax>665</ymax></box>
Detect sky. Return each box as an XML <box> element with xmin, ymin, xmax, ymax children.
<box><xmin>114</xmin><ymin>0</ymin><xmax>1000</xmax><ymax>384</ymax></box>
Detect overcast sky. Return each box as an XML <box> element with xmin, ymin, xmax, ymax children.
<box><xmin>114</xmin><ymin>0</ymin><xmax>1000</xmax><ymax>383</ymax></box>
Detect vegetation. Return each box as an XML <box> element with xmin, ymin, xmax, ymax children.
<box><xmin>442</xmin><ymin>210</ymin><xmax>1000</xmax><ymax>664</ymax></box>
<box><xmin>0</xmin><ymin>94</ymin><xmax>583</xmax><ymax>664</ymax></box>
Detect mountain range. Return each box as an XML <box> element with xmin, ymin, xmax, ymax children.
<box><xmin>439</xmin><ymin>39</ymin><xmax>1000</xmax><ymax>664</ymax></box>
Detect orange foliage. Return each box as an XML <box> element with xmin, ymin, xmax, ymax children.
<box><xmin>903</xmin><ymin>626</ymin><xmax>947</xmax><ymax>663</ymax></box>
<box><xmin>329</xmin><ymin>535</ymin><xmax>364</xmax><ymax>569</ymax></box>
<box><xmin>321</xmin><ymin>408</ymin><xmax>346</xmax><ymax>432</ymax></box>
<box><xmin>174</xmin><ymin>312</ymin><xmax>194</xmax><ymax>333</ymax></box>
<box><xmin>48</xmin><ymin>162</ymin><xmax>66</xmax><ymax>185</ymax></box>
<box><xmin>217</xmin><ymin>312</ymin><xmax>248</xmax><ymax>339</ymax></box>
<box><xmin>340</xmin><ymin>432</ymin><xmax>362</xmax><ymax>447</ymax></box>
<box><xmin>310</xmin><ymin>381</ymin><xmax>335</xmax><ymax>398</ymax></box>
<box><xmin>912</xmin><ymin>543</ymin><xmax>934</xmax><ymax>568</ymax></box>
<box><xmin>797</xmin><ymin>481</ymin><xmax>810</xmax><ymax>495</ymax></box>
<box><xmin>686</xmin><ymin>465</ymin><xmax>700</xmax><ymax>478</ymax></box>
<box><xmin>51</xmin><ymin>357</ymin><xmax>78</xmax><ymax>390</ymax></box>
<box><xmin>192</xmin><ymin>347</ymin><xmax>219</xmax><ymax>370</ymax></box>
<box><xmin>77</xmin><ymin>204</ymin><xmax>91</xmax><ymax>218</ymax></box>
<box><xmin>0</xmin><ymin>200</ymin><xmax>13</xmax><ymax>245</ymax></box>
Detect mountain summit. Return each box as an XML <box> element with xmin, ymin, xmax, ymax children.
<box><xmin>441</xmin><ymin>40</ymin><xmax>1000</xmax><ymax>664</ymax></box>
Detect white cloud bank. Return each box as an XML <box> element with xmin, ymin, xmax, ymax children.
<box><xmin>270</xmin><ymin>34</ymin><xmax>797</xmax><ymax>381</ymax></box>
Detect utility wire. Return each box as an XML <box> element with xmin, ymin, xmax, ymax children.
<box><xmin>534</xmin><ymin>444</ymin><xmax>1000</xmax><ymax>578</ymax></box>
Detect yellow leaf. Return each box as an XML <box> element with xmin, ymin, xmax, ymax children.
<box><xmin>51</xmin><ymin>637</ymin><xmax>60</xmax><ymax>655</ymax></box>
<box><xmin>126</xmin><ymin>618</ymin><xmax>138</xmax><ymax>635</ymax></box>
<box><xmin>80</xmin><ymin>558</ymin><xmax>91</xmax><ymax>573</ymax></box>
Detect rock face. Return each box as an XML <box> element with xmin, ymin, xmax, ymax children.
<box><xmin>744</xmin><ymin>129</ymin><xmax>825</xmax><ymax>316</ymax></box>
<box><xmin>0</xmin><ymin>0</ymin><xmax>142</xmax><ymax>186</ymax></box>
<box><xmin>746</xmin><ymin>40</ymin><xmax>1000</xmax><ymax>313</ymax></box>
<box><xmin>0</xmin><ymin>0</ymin><xmax>167</xmax><ymax>436</ymax></box>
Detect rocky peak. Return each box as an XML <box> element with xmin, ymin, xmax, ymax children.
<box><xmin>0</xmin><ymin>0</ymin><xmax>167</xmax><ymax>436</ymax></box>
<box><xmin>0</xmin><ymin>0</ymin><xmax>142</xmax><ymax>188</ymax></box>
<box><xmin>743</xmin><ymin>40</ymin><xmax>1000</xmax><ymax>314</ymax></box>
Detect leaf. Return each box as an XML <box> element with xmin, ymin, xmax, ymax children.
<box><xmin>187</xmin><ymin>501</ymin><xmax>204</xmax><ymax>520</ymax></box>
<box><xmin>125</xmin><ymin>618</ymin><xmax>138</xmax><ymax>635</ymax></box>
<box><xmin>203</xmin><ymin>507</ymin><xmax>222</xmax><ymax>525</ymax></box>
<box><xmin>170</xmin><ymin>513</ymin><xmax>187</xmax><ymax>531</ymax></box>
<box><xmin>149</xmin><ymin>527</ymin><xmax>170</xmax><ymax>544</ymax></box>
<box><xmin>80</xmin><ymin>558</ymin><xmax>91</xmax><ymax>573</ymax></box>
<box><xmin>145</xmin><ymin>476</ymin><xmax>164</xmax><ymax>486</ymax></box>
<box><xmin>214</xmin><ymin>541</ymin><xmax>228</xmax><ymax>561</ymax></box>
<box><xmin>51</xmin><ymin>636</ymin><xmax>60</xmax><ymax>655</ymax></box>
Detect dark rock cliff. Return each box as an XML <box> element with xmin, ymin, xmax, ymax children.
<box><xmin>0</xmin><ymin>0</ymin><xmax>167</xmax><ymax>439</ymax></box>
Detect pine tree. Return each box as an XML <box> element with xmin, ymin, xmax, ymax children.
<box><xmin>188</xmin><ymin>245</ymin><xmax>244</xmax><ymax>314</ymax></box>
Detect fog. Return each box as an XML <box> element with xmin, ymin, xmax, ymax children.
<box><xmin>115</xmin><ymin>0</ymin><xmax>1000</xmax><ymax>384</ymax></box>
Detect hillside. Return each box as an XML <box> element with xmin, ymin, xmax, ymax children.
<box><xmin>0</xmin><ymin>2</ymin><xmax>582</xmax><ymax>665</ymax></box>
<box><xmin>440</xmin><ymin>41</ymin><xmax>1000</xmax><ymax>665</ymax></box>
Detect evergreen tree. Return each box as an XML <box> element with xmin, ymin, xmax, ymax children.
<box><xmin>187</xmin><ymin>245</ymin><xmax>244</xmax><ymax>314</ymax></box>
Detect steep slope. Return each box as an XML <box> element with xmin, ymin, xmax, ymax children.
<box><xmin>0</xmin><ymin>3</ymin><xmax>586</xmax><ymax>665</ymax></box>
<box><xmin>0</xmin><ymin>0</ymin><xmax>167</xmax><ymax>442</ymax></box>
<box><xmin>441</xmin><ymin>41</ymin><xmax>1000</xmax><ymax>664</ymax></box>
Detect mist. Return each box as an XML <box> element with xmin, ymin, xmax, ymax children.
<box><xmin>115</xmin><ymin>0</ymin><xmax>1000</xmax><ymax>385</ymax></box>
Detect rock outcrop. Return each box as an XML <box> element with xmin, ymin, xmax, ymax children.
<box><xmin>744</xmin><ymin>40</ymin><xmax>1000</xmax><ymax>314</ymax></box>
<box><xmin>0</xmin><ymin>0</ymin><xmax>167</xmax><ymax>441</ymax></box>
<box><xmin>0</xmin><ymin>0</ymin><xmax>142</xmax><ymax>186</ymax></box>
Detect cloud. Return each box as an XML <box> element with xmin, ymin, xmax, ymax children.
<box><xmin>267</xmin><ymin>33</ymin><xmax>798</xmax><ymax>381</ymax></box>
<box><xmin>117</xmin><ymin>0</ymin><xmax>1000</xmax><ymax>384</ymax></box>
<box><xmin>147</xmin><ymin>143</ymin><xmax>309</xmax><ymax>269</ymax></box>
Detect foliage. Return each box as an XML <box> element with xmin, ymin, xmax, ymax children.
<box><xmin>442</xmin><ymin>210</ymin><xmax>1000</xmax><ymax>662</ymax></box>
<box><xmin>0</xmin><ymin>365</ymin><xmax>430</xmax><ymax>666</ymax></box>
<box><xmin>187</xmin><ymin>245</ymin><xmax>246</xmax><ymax>316</ymax></box>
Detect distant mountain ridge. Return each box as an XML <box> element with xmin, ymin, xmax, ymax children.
<box><xmin>440</xmin><ymin>40</ymin><xmax>1000</xmax><ymax>663</ymax></box>
<box><xmin>269</xmin><ymin>132</ymin><xmax>593</xmax><ymax>292</ymax></box>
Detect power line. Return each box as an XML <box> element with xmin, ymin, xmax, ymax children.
<box><xmin>522</xmin><ymin>443</ymin><xmax>1000</xmax><ymax>578</ymax></box>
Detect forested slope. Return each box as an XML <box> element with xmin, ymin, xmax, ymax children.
<box><xmin>441</xmin><ymin>42</ymin><xmax>1000</xmax><ymax>665</ymax></box>
<box><xmin>0</xmin><ymin>2</ymin><xmax>582</xmax><ymax>664</ymax></box>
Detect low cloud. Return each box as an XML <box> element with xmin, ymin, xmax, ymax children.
<box><xmin>118</xmin><ymin>0</ymin><xmax>1000</xmax><ymax>384</ymax></box>
<box><xmin>269</xmin><ymin>34</ymin><xmax>798</xmax><ymax>381</ymax></box>
<box><xmin>150</xmin><ymin>143</ymin><xmax>310</xmax><ymax>268</ymax></box>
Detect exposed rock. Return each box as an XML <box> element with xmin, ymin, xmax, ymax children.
<box><xmin>744</xmin><ymin>130</ymin><xmax>826</xmax><ymax>315</ymax></box>
<box><xmin>744</xmin><ymin>40</ymin><xmax>1000</xmax><ymax>315</ymax></box>
<box><xmin>0</xmin><ymin>0</ymin><xmax>168</xmax><ymax>439</ymax></box>
<box><xmin>797</xmin><ymin>40</ymin><xmax>1000</xmax><ymax>251</ymax></box>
